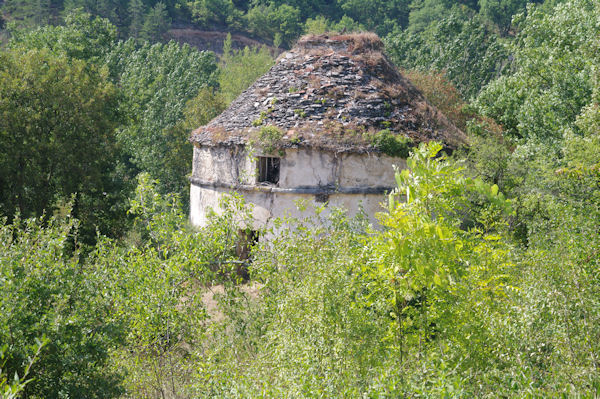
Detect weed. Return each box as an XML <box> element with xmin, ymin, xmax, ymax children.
<box><xmin>370</xmin><ymin>129</ymin><xmax>412</xmax><ymax>157</ymax></box>
<box><xmin>253</xmin><ymin>125</ymin><xmax>284</xmax><ymax>153</ymax></box>
<box><xmin>294</xmin><ymin>109</ymin><xmax>307</xmax><ymax>118</ymax></box>
<box><xmin>252</xmin><ymin>110</ymin><xmax>269</xmax><ymax>126</ymax></box>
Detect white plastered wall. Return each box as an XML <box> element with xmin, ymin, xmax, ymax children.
<box><xmin>190</xmin><ymin>145</ymin><xmax>405</xmax><ymax>230</ymax></box>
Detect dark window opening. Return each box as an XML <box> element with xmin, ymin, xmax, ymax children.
<box><xmin>257</xmin><ymin>156</ymin><xmax>280</xmax><ymax>184</ymax></box>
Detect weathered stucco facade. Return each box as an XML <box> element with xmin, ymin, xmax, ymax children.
<box><xmin>189</xmin><ymin>33</ymin><xmax>465</xmax><ymax>232</ymax></box>
<box><xmin>190</xmin><ymin>145</ymin><xmax>404</xmax><ymax>228</ymax></box>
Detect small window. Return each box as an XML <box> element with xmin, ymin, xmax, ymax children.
<box><xmin>257</xmin><ymin>156</ymin><xmax>280</xmax><ymax>184</ymax></box>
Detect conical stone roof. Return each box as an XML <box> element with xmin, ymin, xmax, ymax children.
<box><xmin>191</xmin><ymin>33</ymin><xmax>466</xmax><ymax>153</ymax></box>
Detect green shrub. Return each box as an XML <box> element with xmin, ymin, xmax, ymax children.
<box><xmin>254</xmin><ymin>125</ymin><xmax>284</xmax><ymax>154</ymax></box>
<box><xmin>0</xmin><ymin>209</ymin><xmax>125</xmax><ymax>398</ymax></box>
<box><xmin>370</xmin><ymin>129</ymin><xmax>412</xmax><ymax>157</ymax></box>
<box><xmin>109</xmin><ymin>173</ymin><xmax>254</xmax><ymax>397</ymax></box>
<box><xmin>0</xmin><ymin>339</ymin><xmax>45</xmax><ymax>399</ymax></box>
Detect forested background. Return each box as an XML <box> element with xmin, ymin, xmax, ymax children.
<box><xmin>1</xmin><ymin>0</ymin><xmax>600</xmax><ymax>397</ymax></box>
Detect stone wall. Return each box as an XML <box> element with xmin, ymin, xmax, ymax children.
<box><xmin>190</xmin><ymin>144</ymin><xmax>405</xmax><ymax>230</ymax></box>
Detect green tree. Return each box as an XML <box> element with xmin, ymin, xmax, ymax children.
<box><xmin>475</xmin><ymin>0</ymin><xmax>599</xmax><ymax>141</ymax></box>
<box><xmin>246</xmin><ymin>3</ymin><xmax>301</xmax><ymax>46</ymax></box>
<box><xmin>106</xmin><ymin>39</ymin><xmax>218</xmax><ymax>195</ymax></box>
<box><xmin>8</xmin><ymin>10</ymin><xmax>118</xmax><ymax>63</ymax></box>
<box><xmin>219</xmin><ymin>33</ymin><xmax>274</xmax><ymax>104</ymax></box>
<box><xmin>161</xmin><ymin>87</ymin><xmax>227</xmax><ymax>210</ymax></box>
<box><xmin>303</xmin><ymin>14</ymin><xmax>330</xmax><ymax>34</ymax></box>
<box><xmin>253</xmin><ymin>0</ymin><xmax>340</xmax><ymax>20</ymax></box>
<box><xmin>406</xmin><ymin>0</ymin><xmax>483</xmax><ymax>33</ymax></box>
<box><xmin>182</xmin><ymin>87</ymin><xmax>227</xmax><ymax>128</ymax></box>
<box><xmin>95</xmin><ymin>0</ymin><xmax>123</xmax><ymax>27</ymax></box>
<box><xmin>1</xmin><ymin>0</ymin><xmax>51</xmax><ymax>27</ymax></box>
<box><xmin>329</xmin><ymin>14</ymin><xmax>364</xmax><ymax>32</ymax></box>
<box><xmin>407</xmin><ymin>0</ymin><xmax>452</xmax><ymax>33</ymax></box>
<box><xmin>127</xmin><ymin>0</ymin><xmax>145</xmax><ymax>38</ymax></box>
<box><xmin>140</xmin><ymin>1</ymin><xmax>170</xmax><ymax>42</ymax></box>
<box><xmin>188</xmin><ymin>0</ymin><xmax>242</xmax><ymax>28</ymax></box>
<box><xmin>338</xmin><ymin>0</ymin><xmax>410</xmax><ymax>34</ymax></box>
<box><xmin>62</xmin><ymin>0</ymin><xmax>128</xmax><ymax>30</ymax></box>
<box><xmin>0</xmin><ymin>47</ymin><xmax>125</xmax><ymax>237</ymax></box>
<box><xmin>387</xmin><ymin>9</ymin><xmax>507</xmax><ymax>98</ymax></box>
<box><xmin>479</xmin><ymin>0</ymin><xmax>534</xmax><ymax>35</ymax></box>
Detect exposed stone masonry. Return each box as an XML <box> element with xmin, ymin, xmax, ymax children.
<box><xmin>191</xmin><ymin>33</ymin><xmax>466</xmax><ymax>153</ymax></box>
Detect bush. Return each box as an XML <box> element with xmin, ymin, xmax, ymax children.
<box><xmin>108</xmin><ymin>174</ymin><xmax>254</xmax><ymax>397</ymax></box>
<box><xmin>0</xmin><ymin>210</ymin><xmax>125</xmax><ymax>398</ymax></box>
<box><xmin>254</xmin><ymin>125</ymin><xmax>284</xmax><ymax>154</ymax></box>
<box><xmin>370</xmin><ymin>129</ymin><xmax>411</xmax><ymax>157</ymax></box>
<box><xmin>0</xmin><ymin>173</ymin><xmax>255</xmax><ymax>398</ymax></box>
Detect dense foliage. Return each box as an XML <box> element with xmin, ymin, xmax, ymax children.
<box><xmin>0</xmin><ymin>46</ymin><xmax>125</xmax><ymax>238</ymax></box>
<box><xmin>475</xmin><ymin>0</ymin><xmax>599</xmax><ymax>141</ymax></box>
<box><xmin>107</xmin><ymin>39</ymin><xmax>218</xmax><ymax>195</ymax></box>
<box><xmin>386</xmin><ymin>9</ymin><xmax>507</xmax><ymax>99</ymax></box>
<box><xmin>0</xmin><ymin>176</ymin><xmax>252</xmax><ymax>398</ymax></box>
<box><xmin>1</xmin><ymin>0</ymin><xmax>550</xmax><ymax>49</ymax></box>
<box><xmin>1</xmin><ymin>11</ymin><xmax>229</xmax><ymax>238</ymax></box>
<box><xmin>2</xmin><ymin>0</ymin><xmax>600</xmax><ymax>397</ymax></box>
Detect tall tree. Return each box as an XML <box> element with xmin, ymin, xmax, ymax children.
<box><xmin>479</xmin><ymin>0</ymin><xmax>541</xmax><ymax>35</ymax></box>
<box><xmin>338</xmin><ymin>0</ymin><xmax>411</xmax><ymax>34</ymax></box>
<box><xmin>106</xmin><ymin>39</ymin><xmax>218</xmax><ymax>195</ymax></box>
<box><xmin>8</xmin><ymin>10</ymin><xmax>117</xmax><ymax>62</ymax></box>
<box><xmin>387</xmin><ymin>9</ymin><xmax>507</xmax><ymax>99</ymax></box>
<box><xmin>407</xmin><ymin>0</ymin><xmax>453</xmax><ymax>33</ymax></box>
<box><xmin>127</xmin><ymin>0</ymin><xmax>144</xmax><ymax>38</ymax></box>
<box><xmin>1</xmin><ymin>0</ymin><xmax>50</xmax><ymax>27</ymax></box>
<box><xmin>218</xmin><ymin>33</ymin><xmax>274</xmax><ymax>104</ymax></box>
<box><xmin>246</xmin><ymin>2</ymin><xmax>301</xmax><ymax>46</ymax></box>
<box><xmin>0</xmin><ymin>48</ymin><xmax>124</xmax><ymax>236</ymax></box>
<box><xmin>188</xmin><ymin>0</ymin><xmax>242</xmax><ymax>28</ymax></box>
<box><xmin>475</xmin><ymin>0</ymin><xmax>599</xmax><ymax>141</ymax></box>
<box><xmin>140</xmin><ymin>1</ymin><xmax>170</xmax><ymax>42</ymax></box>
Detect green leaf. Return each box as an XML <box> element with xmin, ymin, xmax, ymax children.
<box><xmin>491</xmin><ymin>184</ymin><xmax>499</xmax><ymax>196</ymax></box>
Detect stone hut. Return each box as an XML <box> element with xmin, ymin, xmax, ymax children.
<box><xmin>189</xmin><ymin>33</ymin><xmax>465</xmax><ymax>230</ymax></box>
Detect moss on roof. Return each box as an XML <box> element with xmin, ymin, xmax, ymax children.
<box><xmin>191</xmin><ymin>32</ymin><xmax>467</xmax><ymax>154</ymax></box>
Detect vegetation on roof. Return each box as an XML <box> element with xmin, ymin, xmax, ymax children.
<box><xmin>191</xmin><ymin>32</ymin><xmax>466</xmax><ymax>153</ymax></box>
